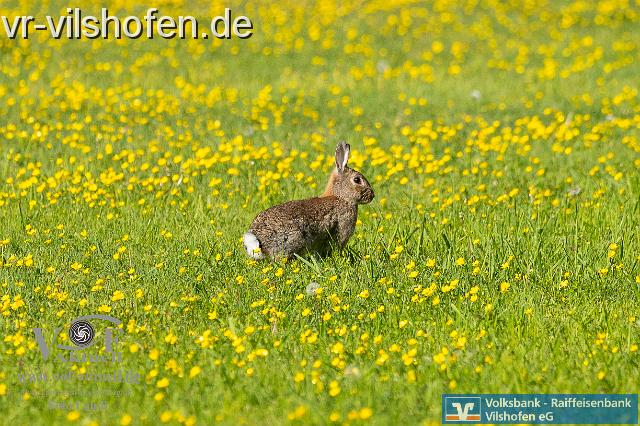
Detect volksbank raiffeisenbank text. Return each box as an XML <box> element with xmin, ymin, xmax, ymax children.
<box><xmin>442</xmin><ymin>394</ymin><xmax>638</xmax><ymax>424</ymax></box>
<box><xmin>1</xmin><ymin>8</ymin><xmax>253</xmax><ymax>40</ymax></box>
<box><xmin>488</xmin><ymin>396</ymin><xmax>633</xmax><ymax>408</ymax></box>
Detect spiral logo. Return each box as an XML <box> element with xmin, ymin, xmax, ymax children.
<box><xmin>68</xmin><ymin>320</ymin><xmax>95</xmax><ymax>347</ymax></box>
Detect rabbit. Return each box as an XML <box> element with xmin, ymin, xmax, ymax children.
<box><xmin>243</xmin><ymin>141</ymin><xmax>374</xmax><ymax>260</ymax></box>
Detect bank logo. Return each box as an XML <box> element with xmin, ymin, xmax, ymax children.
<box><xmin>444</xmin><ymin>397</ymin><xmax>481</xmax><ymax>422</ymax></box>
<box><xmin>33</xmin><ymin>314</ymin><xmax>122</xmax><ymax>361</ymax></box>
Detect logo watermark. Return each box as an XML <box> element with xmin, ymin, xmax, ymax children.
<box><xmin>32</xmin><ymin>314</ymin><xmax>122</xmax><ymax>363</ymax></box>
<box><xmin>68</xmin><ymin>320</ymin><xmax>94</xmax><ymax>346</ymax></box>
<box><xmin>15</xmin><ymin>314</ymin><xmax>143</xmax><ymax>413</ymax></box>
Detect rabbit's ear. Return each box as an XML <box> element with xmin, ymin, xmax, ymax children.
<box><xmin>335</xmin><ymin>141</ymin><xmax>351</xmax><ymax>173</ymax></box>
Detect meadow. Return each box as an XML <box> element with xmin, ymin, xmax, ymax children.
<box><xmin>0</xmin><ymin>0</ymin><xmax>639</xmax><ymax>424</ymax></box>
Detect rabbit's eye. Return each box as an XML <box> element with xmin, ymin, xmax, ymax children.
<box><xmin>353</xmin><ymin>176</ymin><xmax>362</xmax><ymax>185</ymax></box>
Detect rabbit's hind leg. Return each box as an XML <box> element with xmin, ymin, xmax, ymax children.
<box><xmin>257</xmin><ymin>228</ymin><xmax>304</xmax><ymax>259</ymax></box>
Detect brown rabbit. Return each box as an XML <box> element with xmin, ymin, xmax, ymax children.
<box><xmin>243</xmin><ymin>141</ymin><xmax>374</xmax><ymax>259</ymax></box>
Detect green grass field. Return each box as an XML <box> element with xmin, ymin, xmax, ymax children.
<box><xmin>1</xmin><ymin>0</ymin><xmax>639</xmax><ymax>424</ymax></box>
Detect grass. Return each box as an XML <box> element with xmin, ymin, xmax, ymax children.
<box><xmin>0</xmin><ymin>0</ymin><xmax>639</xmax><ymax>424</ymax></box>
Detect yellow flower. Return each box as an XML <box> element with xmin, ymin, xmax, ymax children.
<box><xmin>359</xmin><ymin>408</ymin><xmax>373</xmax><ymax>419</ymax></box>
<box><xmin>331</xmin><ymin>342</ymin><xmax>344</xmax><ymax>354</ymax></box>
<box><xmin>189</xmin><ymin>366</ymin><xmax>202</xmax><ymax>378</ymax></box>
<box><xmin>160</xmin><ymin>411</ymin><xmax>173</xmax><ymax>423</ymax></box>
<box><xmin>164</xmin><ymin>332</ymin><xmax>177</xmax><ymax>344</ymax></box>
<box><xmin>67</xmin><ymin>411</ymin><xmax>81</xmax><ymax>421</ymax></box>
<box><xmin>111</xmin><ymin>290</ymin><xmax>125</xmax><ymax>302</ymax></box>
<box><xmin>328</xmin><ymin>380</ymin><xmax>341</xmax><ymax>397</ymax></box>
<box><xmin>287</xmin><ymin>405</ymin><xmax>308</xmax><ymax>420</ymax></box>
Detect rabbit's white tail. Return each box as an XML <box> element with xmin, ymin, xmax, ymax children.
<box><xmin>243</xmin><ymin>232</ymin><xmax>264</xmax><ymax>260</ymax></box>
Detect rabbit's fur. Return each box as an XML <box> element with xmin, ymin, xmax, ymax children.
<box><xmin>244</xmin><ymin>141</ymin><xmax>374</xmax><ymax>259</ymax></box>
